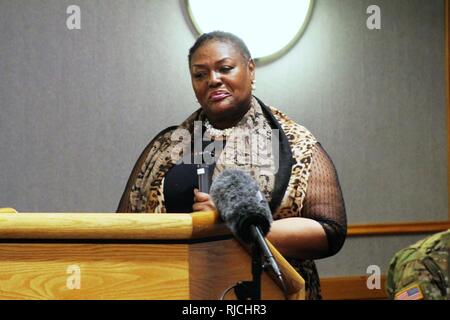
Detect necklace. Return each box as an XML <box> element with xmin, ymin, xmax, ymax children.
<box><xmin>204</xmin><ymin>118</ymin><xmax>235</xmax><ymax>137</ymax></box>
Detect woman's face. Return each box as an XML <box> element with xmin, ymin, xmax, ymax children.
<box><xmin>190</xmin><ymin>40</ymin><xmax>255</xmax><ymax>127</ymax></box>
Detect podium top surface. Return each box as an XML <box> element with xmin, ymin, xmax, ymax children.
<box><xmin>0</xmin><ymin>211</ymin><xmax>230</xmax><ymax>241</ymax></box>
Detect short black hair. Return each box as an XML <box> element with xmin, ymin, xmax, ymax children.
<box><xmin>188</xmin><ymin>31</ymin><xmax>252</xmax><ymax>66</ymax></box>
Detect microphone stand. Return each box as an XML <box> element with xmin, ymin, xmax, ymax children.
<box><xmin>250</xmin><ymin>242</ymin><xmax>263</xmax><ymax>300</ymax></box>
<box><xmin>233</xmin><ymin>226</ymin><xmax>287</xmax><ymax>300</ymax></box>
<box><xmin>233</xmin><ymin>242</ymin><xmax>263</xmax><ymax>300</ymax></box>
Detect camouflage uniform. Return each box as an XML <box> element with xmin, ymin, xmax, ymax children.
<box><xmin>386</xmin><ymin>229</ymin><xmax>450</xmax><ymax>300</ymax></box>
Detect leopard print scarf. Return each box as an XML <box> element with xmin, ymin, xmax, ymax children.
<box><xmin>128</xmin><ymin>98</ymin><xmax>317</xmax><ymax>218</ymax></box>
<box><xmin>130</xmin><ymin>97</ymin><xmax>277</xmax><ymax>212</ymax></box>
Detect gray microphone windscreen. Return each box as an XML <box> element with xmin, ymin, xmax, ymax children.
<box><xmin>210</xmin><ymin>169</ymin><xmax>272</xmax><ymax>243</ymax></box>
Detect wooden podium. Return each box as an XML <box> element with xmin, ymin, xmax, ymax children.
<box><xmin>0</xmin><ymin>211</ymin><xmax>304</xmax><ymax>300</ymax></box>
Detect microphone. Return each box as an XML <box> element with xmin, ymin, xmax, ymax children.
<box><xmin>210</xmin><ymin>169</ymin><xmax>284</xmax><ymax>284</ymax></box>
<box><xmin>197</xmin><ymin>164</ymin><xmax>210</xmax><ymax>193</ymax></box>
<box><xmin>194</xmin><ymin>140</ymin><xmax>216</xmax><ymax>193</ymax></box>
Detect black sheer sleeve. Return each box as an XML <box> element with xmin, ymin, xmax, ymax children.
<box><xmin>301</xmin><ymin>142</ymin><xmax>347</xmax><ymax>257</ymax></box>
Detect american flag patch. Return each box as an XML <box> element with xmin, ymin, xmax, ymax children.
<box><xmin>394</xmin><ymin>284</ymin><xmax>424</xmax><ymax>300</ymax></box>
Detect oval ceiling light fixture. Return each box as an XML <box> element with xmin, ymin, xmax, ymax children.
<box><xmin>185</xmin><ymin>0</ymin><xmax>314</xmax><ymax>64</ymax></box>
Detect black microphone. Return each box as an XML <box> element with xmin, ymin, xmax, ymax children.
<box><xmin>210</xmin><ymin>169</ymin><xmax>284</xmax><ymax>284</ymax></box>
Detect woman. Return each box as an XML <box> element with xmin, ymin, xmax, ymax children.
<box><xmin>117</xmin><ymin>31</ymin><xmax>347</xmax><ymax>300</ymax></box>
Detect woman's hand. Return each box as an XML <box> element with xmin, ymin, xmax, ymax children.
<box><xmin>192</xmin><ymin>188</ymin><xmax>217</xmax><ymax>212</ymax></box>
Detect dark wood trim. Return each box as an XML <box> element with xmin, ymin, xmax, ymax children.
<box><xmin>321</xmin><ymin>275</ymin><xmax>387</xmax><ymax>300</ymax></box>
<box><xmin>348</xmin><ymin>221</ymin><xmax>450</xmax><ymax>237</ymax></box>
